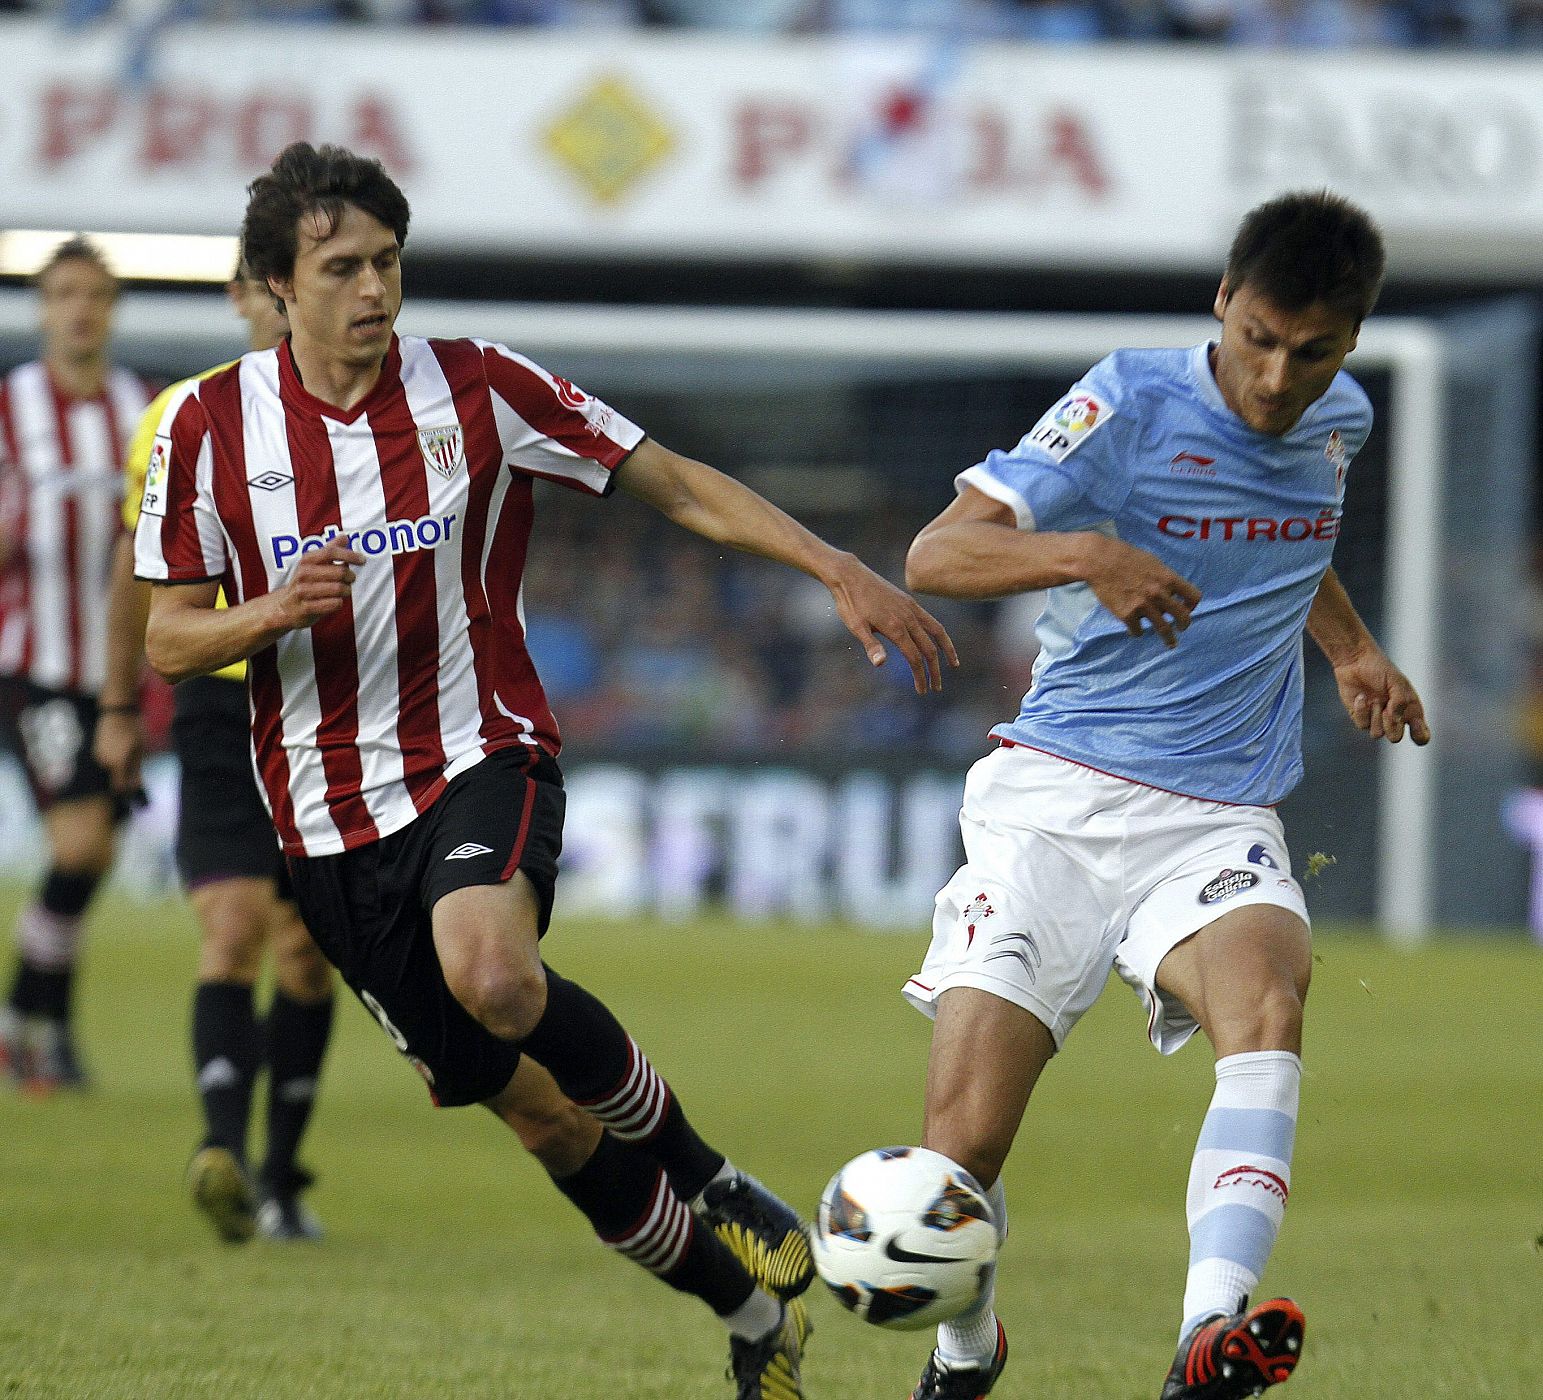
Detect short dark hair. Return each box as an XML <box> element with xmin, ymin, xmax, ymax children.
<box><xmin>1225</xmin><ymin>191</ymin><xmax>1385</xmax><ymax>323</ymax></box>
<box><xmin>36</xmin><ymin>235</ymin><xmax>116</xmax><ymax>293</ymax></box>
<box><xmin>240</xmin><ymin>142</ymin><xmax>410</xmax><ymax>287</ymax></box>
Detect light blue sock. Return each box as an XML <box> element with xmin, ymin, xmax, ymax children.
<box><xmin>1180</xmin><ymin>1051</ymin><xmax>1301</xmax><ymax>1340</ymax></box>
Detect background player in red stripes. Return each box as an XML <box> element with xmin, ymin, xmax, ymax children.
<box><xmin>96</xmin><ymin>261</ymin><xmax>339</xmax><ymax>1244</ymax></box>
<box><xmin>0</xmin><ymin>238</ymin><xmax>153</xmax><ymax>1092</ymax></box>
<box><xmin>134</xmin><ymin>142</ymin><xmax>957</xmax><ymax>1399</ymax></box>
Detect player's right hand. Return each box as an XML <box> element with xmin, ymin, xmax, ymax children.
<box><xmin>1082</xmin><ymin>536</ymin><xmax>1201</xmax><ymax>648</ymax></box>
<box><xmin>272</xmin><ymin>537</ymin><xmax>366</xmax><ymax>632</ymax></box>
<box><xmin>93</xmin><ymin>710</ymin><xmax>143</xmax><ymax>796</ymax></box>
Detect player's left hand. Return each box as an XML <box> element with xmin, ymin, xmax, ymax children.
<box><xmin>1333</xmin><ymin>648</ymin><xmax>1431</xmax><ymax>745</ymax></box>
<box><xmin>825</xmin><ymin>553</ymin><xmax>959</xmax><ymax>693</ymax></box>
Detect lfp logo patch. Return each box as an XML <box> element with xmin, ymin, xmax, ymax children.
<box><xmin>1054</xmin><ymin>394</ymin><xmax>1102</xmax><ymax>436</ymax></box>
<box><xmin>139</xmin><ymin>437</ymin><xmax>171</xmax><ymax>519</ymax></box>
<box><xmin>1026</xmin><ymin>390</ymin><xmax>1109</xmax><ymax>463</ymax></box>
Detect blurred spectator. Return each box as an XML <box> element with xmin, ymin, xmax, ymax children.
<box><xmin>1227</xmin><ymin>0</ymin><xmax>1417</xmax><ymax>43</ymax></box>
<box><xmin>641</xmin><ymin>0</ymin><xmax>810</xmax><ymax>28</ymax></box>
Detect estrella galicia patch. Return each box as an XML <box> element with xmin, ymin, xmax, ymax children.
<box><xmin>1198</xmin><ymin>868</ymin><xmax>1260</xmax><ymax>906</ymax></box>
<box><xmin>1246</xmin><ymin>842</ymin><xmax>1279</xmax><ymax>870</ymax></box>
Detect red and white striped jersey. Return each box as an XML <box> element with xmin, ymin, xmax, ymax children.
<box><xmin>134</xmin><ymin>335</ymin><xmax>643</xmax><ymax>858</ymax></box>
<box><xmin>0</xmin><ymin>361</ymin><xmax>152</xmax><ymax>692</ymax></box>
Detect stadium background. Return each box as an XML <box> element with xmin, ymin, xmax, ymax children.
<box><xmin>1</xmin><ymin>8</ymin><xmax>1540</xmax><ymax>1399</ymax></box>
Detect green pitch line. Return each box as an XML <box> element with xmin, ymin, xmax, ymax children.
<box><xmin>0</xmin><ymin>889</ymin><xmax>1538</xmax><ymax>1398</ymax></box>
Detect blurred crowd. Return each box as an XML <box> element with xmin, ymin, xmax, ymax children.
<box><xmin>519</xmin><ymin>486</ymin><xmax>1039</xmax><ymax>760</ymax></box>
<box><xmin>7</xmin><ymin>0</ymin><xmax>1543</xmax><ymax>48</ymax></box>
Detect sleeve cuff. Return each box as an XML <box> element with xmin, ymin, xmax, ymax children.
<box><xmin>956</xmin><ymin>466</ymin><xmax>1037</xmax><ymax>531</ymax></box>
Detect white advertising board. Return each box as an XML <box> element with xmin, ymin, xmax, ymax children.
<box><xmin>1</xmin><ymin>21</ymin><xmax>1540</xmax><ymax>275</ymax></box>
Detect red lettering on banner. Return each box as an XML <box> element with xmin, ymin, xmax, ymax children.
<box><xmin>141</xmin><ymin>88</ymin><xmax>220</xmax><ymax>168</ymax></box>
<box><xmin>734</xmin><ymin>103</ymin><xmax>812</xmax><ymax>186</ymax></box>
<box><xmin>33</xmin><ymin>82</ymin><xmax>413</xmax><ymax>176</ymax></box>
<box><xmin>1044</xmin><ymin>109</ymin><xmax>1109</xmax><ymax>196</ymax></box>
<box><xmin>351</xmin><ymin>95</ymin><xmax>414</xmax><ymax>174</ymax></box>
<box><xmin>39</xmin><ymin>84</ymin><xmax>118</xmax><ymax>167</ymax></box>
<box><xmin>733</xmin><ymin>97</ymin><xmax>1109</xmax><ymax>198</ymax></box>
<box><xmin>236</xmin><ymin>95</ymin><xmax>313</xmax><ymax>168</ymax></box>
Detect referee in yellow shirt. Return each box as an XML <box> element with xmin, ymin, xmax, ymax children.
<box><xmin>95</xmin><ymin>262</ymin><xmax>336</xmax><ymax>1244</ymax></box>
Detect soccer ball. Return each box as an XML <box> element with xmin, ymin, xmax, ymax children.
<box><xmin>812</xmin><ymin>1146</ymin><xmax>998</xmax><ymax>1331</ymax></box>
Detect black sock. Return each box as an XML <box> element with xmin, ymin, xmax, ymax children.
<box><xmin>8</xmin><ymin>870</ymin><xmax>97</xmax><ymax>1023</ymax></box>
<box><xmin>551</xmin><ymin>1131</ymin><xmax>754</xmax><ymax>1316</ymax></box>
<box><xmin>192</xmin><ymin>981</ymin><xmax>261</xmax><ymax>1164</ymax></box>
<box><xmin>8</xmin><ymin>960</ymin><xmax>69</xmax><ymax>1018</ymax></box>
<box><xmin>40</xmin><ymin>869</ymin><xmax>99</xmax><ymax>919</ymax></box>
<box><xmin>519</xmin><ymin>967</ymin><xmax>725</xmax><ymax>1200</ymax></box>
<box><xmin>258</xmin><ymin>990</ymin><xmax>334</xmax><ymax>1195</ymax></box>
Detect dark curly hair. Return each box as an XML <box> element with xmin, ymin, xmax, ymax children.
<box><xmin>241</xmin><ymin>142</ymin><xmax>410</xmax><ymax>288</ymax></box>
<box><xmin>1226</xmin><ymin>191</ymin><xmax>1385</xmax><ymax>324</ymax></box>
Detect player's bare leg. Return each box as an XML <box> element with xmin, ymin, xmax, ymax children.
<box><xmin>463</xmin><ymin>916</ymin><xmax>809</xmax><ymax>1396</ymax></box>
<box><xmin>912</xmin><ymin>987</ymin><xmax>1055</xmax><ymax>1399</ymax></box>
<box><xmin>1154</xmin><ymin>905</ymin><xmax>1311</xmax><ymax>1397</ymax></box>
<box><xmin>257</xmin><ymin>899</ymin><xmax>334</xmax><ymax>1241</ymax></box>
<box><xmin>3</xmin><ymin>795</ymin><xmax>115</xmax><ymax>1092</ymax></box>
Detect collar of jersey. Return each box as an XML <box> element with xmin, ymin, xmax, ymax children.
<box><xmin>1186</xmin><ymin>340</ymin><xmax>1325</xmax><ymax>447</ymax></box>
<box><xmin>277</xmin><ymin>334</ymin><xmax>403</xmax><ymax>425</ymax></box>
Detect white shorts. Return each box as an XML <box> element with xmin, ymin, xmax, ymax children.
<box><xmin>903</xmin><ymin>745</ymin><xmax>1310</xmax><ymax>1055</ymax></box>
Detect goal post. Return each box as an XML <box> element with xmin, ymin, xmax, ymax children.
<box><xmin>0</xmin><ymin>291</ymin><xmax>1528</xmax><ymax>938</ymax></box>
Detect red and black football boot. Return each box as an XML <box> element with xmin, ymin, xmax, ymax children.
<box><xmin>910</xmin><ymin>1320</ymin><xmax>1008</xmax><ymax>1400</ymax></box>
<box><xmin>1160</xmin><ymin>1298</ymin><xmax>1305</xmax><ymax>1399</ymax></box>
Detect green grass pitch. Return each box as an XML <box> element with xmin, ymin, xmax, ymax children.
<box><xmin>1</xmin><ymin>886</ymin><xmax>1539</xmax><ymax>1398</ymax></box>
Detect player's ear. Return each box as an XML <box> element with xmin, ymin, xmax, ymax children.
<box><xmin>266</xmin><ymin>274</ymin><xmax>293</xmax><ymax>308</ymax></box>
<box><xmin>1213</xmin><ymin>278</ymin><xmax>1230</xmax><ymax>323</ymax></box>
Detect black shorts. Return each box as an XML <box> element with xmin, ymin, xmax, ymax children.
<box><xmin>172</xmin><ymin>675</ymin><xmax>289</xmax><ymax>892</ymax></box>
<box><xmin>0</xmin><ymin>676</ymin><xmax>114</xmax><ymax>810</ymax></box>
<box><xmin>285</xmin><ymin>747</ymin><xmax>565</xmax><ymax>1108</ymax></box>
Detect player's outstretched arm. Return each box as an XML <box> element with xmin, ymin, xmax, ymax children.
<box><xmin>1308</xmin><ymin>567</ymin><xmax>1431</xmax><ymax>745</ymax></box>
<box><xmin>145</xmin><ymin>538</ymin><xmax>365</xmax><ymax>685</ymax></box>
<box><xmin>94</xmin><ymin>532</ymin><xmax>152</xmax><ymax>794</ymax></box>
<box><xmin>907</xmin><ymin>487</ymin><xmax>1201</xmax><ymax>648</ymax></box>
<box><xmin>616</xmin><ymin>437</ymin><xmax>957</xmax><ymax>693</ymax></box>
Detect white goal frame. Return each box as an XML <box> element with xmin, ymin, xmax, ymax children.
<box><xmin>0</xmin><ymin>291</ymin><xmax>1443</xmax><ymax>942</ymax></box>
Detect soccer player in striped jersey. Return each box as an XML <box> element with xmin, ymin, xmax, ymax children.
<box><xmin>0</xmin><ymin>237</ymin><xmax>153</xmax><ymax>1092</ymax></box>
<box><xmin>95</xmin><ymin>260</ymin><xmax>340</xmax><ymax>1244</ymax></box>
<box><xmin>135</xmin><ymin>142</ymin><xmax>956</xmax><ymax>1398</ymax></box>
<box><xmin>899</xmin><ymin>193</ymin><xmax>1429</xmax><ymax>1400</ymax></box>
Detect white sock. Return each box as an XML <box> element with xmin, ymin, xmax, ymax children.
<box><xmin>1180</xmin><ymin>1051</ymin><xmax>1301</xmax><ymax>1341</ymax></box>
<box><xmin>935</xmin><ymin>1175</ymin><xmax>1008</xmax><ymax>1368</ymax></box>
<box><xmin>723</xmin><ymin>1287</ymin><xmax>781</xmax><ymax>1340</ymax></box>
<box><xmin>689</xmin><ymin>1158</ymin><xmax>737</xmax><ymax>1214</ymax></box>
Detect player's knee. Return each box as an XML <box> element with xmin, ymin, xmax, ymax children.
<box><xmin>1230</xmin><ymin>982</ymin><xmax>1304</xmax><ymax>1052</ymax></box>
<box><xmin>194</xmin><ymin>888</ymin><xmax>269</xmax><ymax>981</ymax></box>
<box><xmin>270</xmin><ymin>917</ymin><xmax>333</xmax><ymax>1001</ymax></box>
<box><xmin>453</xmin><ymin>960</ymin><xmax>547</xmax><ymax>1043</ymax></box>
<box><xmin>513</xmin><ymin>1098</ymin><xmax>595</xmax><ymax>1173</ymax></box>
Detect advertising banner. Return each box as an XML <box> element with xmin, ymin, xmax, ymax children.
<box><xmin>2</xmin><ymin>21</ymin><xmax>1541</xmax><ymax>276</ymax></box>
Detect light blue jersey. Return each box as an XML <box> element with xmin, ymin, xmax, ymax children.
<box><xmin>962</xmin><ymin>342</ymin><xmax>1371</xmax><ymax>806</ymax></box>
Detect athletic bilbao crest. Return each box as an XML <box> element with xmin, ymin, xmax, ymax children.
<box><xmin>418</xmin><ymin>425</ymin><xmax>464</xmax><ymax>479</ymax></box>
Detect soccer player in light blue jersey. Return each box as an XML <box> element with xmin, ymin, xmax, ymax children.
<box><xmin>899</xmin><ymin>192</ymin><xmax>1430</xmax><ymax>1400</ymax></box>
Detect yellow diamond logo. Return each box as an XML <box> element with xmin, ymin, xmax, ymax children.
<box><xmin>545</xmin><ymin>75</ymin><xmax>674</xmax><ymax>205</ymax></box>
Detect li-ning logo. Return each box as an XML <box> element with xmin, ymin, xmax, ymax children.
<box><xmin>1214</xmin><ymin>1165</ymin><xmax>1289</xmax><ymax>1203</ymax></box>
<box><xmin>444</xmin><ymin>843</ymin><xmax>494</xmax><ymax>861</ymax></box>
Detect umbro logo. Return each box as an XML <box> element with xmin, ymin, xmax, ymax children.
<box><xmin>248</xmin><ymin>471</ymin><xmax>295</xmax><ymax>492</ymax></box>
<box><xmin>444</xmin><ymin>843</ymin><xmax>494</xmax><ymax>861</ymax></box>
